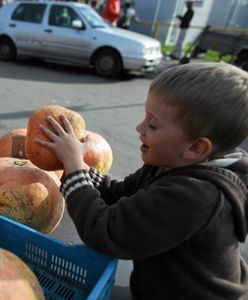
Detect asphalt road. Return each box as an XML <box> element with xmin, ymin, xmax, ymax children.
<box><xmin>0</xmin><ymin>58</ymin><xmax>248</xmax><ymax>300</ymax></box>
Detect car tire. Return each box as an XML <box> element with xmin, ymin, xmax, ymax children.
<box><xmin>0</xmin><ymin>38</ymin><xmax>16</xmax><ymax>61</ymax></box>
<box><xmin>93</xmin><ymin>49</ymin><xmax>122</xmax><ymax>78</ymax></box>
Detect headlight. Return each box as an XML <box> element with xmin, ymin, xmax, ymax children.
<box><xmin>142</xmin><ymin>45</ymin><xmax>161</xmax><ymax>55</ymax></box>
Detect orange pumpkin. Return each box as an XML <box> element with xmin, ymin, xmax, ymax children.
<box><xmin>0</xmin><ymin>157</ymin><xmax>65</xmax><ymax>234</ymax></box>
<box><xmin>0</xmin><ymin>128</ymin><xmax>27</xmax><ymax>159</ymax></box>
<box><xmin>84</xmin><ymin>130</ymin><xmax>113</xmax><ymax>173</ymax></box>
<box><xmin>0</xmin><ymin>128</ymin><xmax>62</xmax><ymax>185</ymax></box>
<box><xmin>0</xmin><ymin>248</ymin><xmax>45</xmax><ymax>300</ymax></box>
<box><xmin>25</xmin><ymin>105</ymin><xmax>86</xmax><ymax>171</ymax></box>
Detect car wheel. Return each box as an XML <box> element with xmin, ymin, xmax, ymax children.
<box><xmin>93</xmin><ymin>49</ymin><xmax>122</xmax><ymax>78</ymax></box>
<box><xmin>0</xmin><ymin>38</ymin><xmax>16</xmax><ymax>61</ymax></box>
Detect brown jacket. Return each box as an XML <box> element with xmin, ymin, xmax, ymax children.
<box><xmin>63</xmin><ymin>149</ymin><xmax>248</xmax><ymax>299</ymax></box>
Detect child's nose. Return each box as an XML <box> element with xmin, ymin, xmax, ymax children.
<box><xmin>136</xmin><ymin>121</ymin><xmax>143</xmax><ymax>134</ymax></box>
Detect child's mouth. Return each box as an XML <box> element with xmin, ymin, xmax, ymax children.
<box><xmin>140</xmin><ymin>143</ymin><xmax>149</xmax><ymax>153</ymax></box>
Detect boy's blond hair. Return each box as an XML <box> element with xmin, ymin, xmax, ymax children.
<box><xmin>150</xmin><ymin>62</ymin><xmax>248</xmax><ymax>157</ymax></box>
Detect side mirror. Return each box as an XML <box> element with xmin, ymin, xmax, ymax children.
<box><xmin>72</xmin><ymin>20</ymin><xmax>84</xmax><ymax>29</ymax></box>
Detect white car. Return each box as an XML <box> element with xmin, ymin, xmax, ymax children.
<box><xmin>0</xmin><ymin>1</ymin><xmax>162</xmax><ymax>77</ymax></box>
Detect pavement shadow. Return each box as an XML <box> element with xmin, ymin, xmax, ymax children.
<box><xmin>0</xmin><ymin>103</ymin><xmax>144</xmax><ymax>121</ymax></box>
<box><xmin>0</xmin><ymin>59</ymin><xmax>150</xmax><ymax>84</ymax></box>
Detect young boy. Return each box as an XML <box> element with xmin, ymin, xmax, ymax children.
<box><xmin>37</xmin><ymin>62</ymin><xmax>248</xmax><ymax>300</ymax></box>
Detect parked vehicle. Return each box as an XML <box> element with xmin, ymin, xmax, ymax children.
<box><xmin>0</xmin><ymin>1</ymin><xmax>162</xmax><ymax>77</ymax></box>
<box><xmin>189</xmin><ymin>26</ymin><xmax>248</xmax><ymax>71</ymax></box>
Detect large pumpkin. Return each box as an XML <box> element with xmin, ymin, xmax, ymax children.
<box><xmin>84</xmin><ymin>130</ymin><xmax>113</xmax><ymax>174</ymax></box>
<box><xmin>0</xmin><ymin>248</ymin><xmax>45</xmax><ymax>300</ymax></box>
<box><xmin>0</xmin><ymin>128</ymin><xmax>62</xmax><ymax>187</ymax></box>
<box><xmin>0</xmin><ymin>128</ymin><xmax>27</xmax><ymax>159</ymax></box>
<box><xmin>0</xmin><ymin>157</ymin><xmax>65</xmax><ymax>234</ymax></box>
<box><xmin>25</xmin><ymin>105</ymin><xmax>86</xmax><ymax>171</ymax></box>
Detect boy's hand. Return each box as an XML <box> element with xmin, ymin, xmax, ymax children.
<box><xmin>36</xmin><ymin>114</ymin><xmax>90</xmax><ymax>175</ymax></box>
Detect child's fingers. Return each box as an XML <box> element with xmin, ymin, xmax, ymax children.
<box><xmin>60</xmin><ymin>114</ymin><xmax>75</xmax><ymax>134</ymax></box>
<box><xmin>39</xmin><ymin>123</ymin><xmax>58</xmax><ymax>141</ymax></box>
<box><xmin>84</xmin><ymin>135</ymin><xmax>92</xmax><ymax>148</ymax></box>
<box><xmin>46</xmin><ymin>116</ymin><xmax>66</xmax><ymax>136</ymax></box>
<box><xmin>82</xmin><ymin>135</ymin><xmax>91</xmax><ymax>155</ymax></box>
<box><xmin>35</xmin><ymin>138</ymin><xmax>54</xmax><ymax>149</ymax></box>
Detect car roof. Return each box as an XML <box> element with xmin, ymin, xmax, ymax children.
<box><xmin>14</xmin><ymin>0</ymin><xmax>88</xmax><ymax>8</ymax></box>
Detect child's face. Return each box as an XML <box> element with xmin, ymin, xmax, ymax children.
<box><xmin>136</xmin><ymin>90</ymin><xmax>194</xmax><ymax>170</ymax></box>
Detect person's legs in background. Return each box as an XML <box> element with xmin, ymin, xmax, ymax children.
<box><xmin>170</xmin><ymin>28</ymin><xmax>187</xmax><ymax>59</ymax></box>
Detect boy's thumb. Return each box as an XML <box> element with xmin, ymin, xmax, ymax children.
<box><xmin>83</xmin><ymin>135</ymin><xmax>92</xmax><ymax>149</ymax></box>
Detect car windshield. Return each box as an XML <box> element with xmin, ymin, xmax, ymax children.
<box><xmin>78</xmin><ymin>6</ymin><xmax>109</xmax><ymax>28</ymax></box>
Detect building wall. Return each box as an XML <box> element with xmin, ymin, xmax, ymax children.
<box><xmin>131</xmin><ymin>0</ymin><xmax>214</xmax><ymax>45</ymax></box>
<box><xmin>226</xmin><ymin>0</ymin><xmax>248</xmax><ymax>28</ymax></box>
<box><xmin>207</xmin><ymin>0</ymin><xmax>248</xmax><ymax>29</ymax></box>
<box><xmin>207</xmin><ymin>0</ymin><xmax>235</xmax><ymax>28</ymax></box>
<box><xmin>130</xmin><ymin>0</ymin><xmax>248</xmax><ymax>46</ymax></box>
<box><xmin>130</xmin><ymin>0</ymin><xmax>175</xmax><ymax>38</ymax></box>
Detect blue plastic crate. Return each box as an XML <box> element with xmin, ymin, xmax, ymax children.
<box><xmin>0</xmin><ymin>215</ymin><xmax>118</xmax><ymax>300</ymax></box>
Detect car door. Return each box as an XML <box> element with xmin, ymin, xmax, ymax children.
<box><xmin>41</xmin><ymin>4</ymin><xmax>92</xmax><ymax>65</ymax></box>
<box><xmin>9</xmin><ymin>3</ymin><xmax>46</xmax><ymax>56</ymax></box>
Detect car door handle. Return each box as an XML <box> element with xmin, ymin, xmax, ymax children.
<box><xmin>9</xmin><ymin>23</ymin><xmax>16</xmax><ymax>27</ymax></box>
<box><xmin>44</xmin><ymin>29</ymin><xmax>52</xmax><ymax>33</ymax></box>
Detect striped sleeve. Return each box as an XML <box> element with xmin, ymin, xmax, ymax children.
<box><xmin>60</xmin><ymin>169</ymin><xmax>94</xmax><ymax>201</ymax></box>
<box><xmin>89</xmin><ymin>167</ymin><xmax>106</xmax><ymax>188</ymax></box>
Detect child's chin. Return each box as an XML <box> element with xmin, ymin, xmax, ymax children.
<box><xmin>141</xmin><ymin>153</ymin><xmax>149</xmax><ymax>163</ymax></box>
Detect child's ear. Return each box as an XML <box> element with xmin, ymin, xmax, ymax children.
<box><xmin>183</xmin><ymin>138</ymin><xmax>213</xmax><ymax>161</ymax></box>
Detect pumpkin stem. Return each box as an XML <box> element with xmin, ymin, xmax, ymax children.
<box><xmin>14</xmin><ymin>160</ymin><xmax>28</xmax><ymax>167</ymax></box>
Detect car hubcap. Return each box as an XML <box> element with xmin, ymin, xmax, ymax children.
<box><xmin>99</xmin><ymin>56</ymin><xmax>114</xmax><ymax>72</ymax></box>
<box><xmin>0</xmin><ymin>44</ymin><xmax>10</xmax><ymax>56</ymax></box>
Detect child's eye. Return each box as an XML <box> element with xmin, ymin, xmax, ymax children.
<box><xmin>148</xmin><ymin>123</ymin><xmax>156</xmax><ymax>129</ymax></box>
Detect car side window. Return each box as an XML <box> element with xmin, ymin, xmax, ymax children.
<box><xmin>49</xmin><ymin>5</ymin><xmax>82</xmax><ymax>28</ymax></box>
<box><xmin>12</xmin><ymin>3</ymin><xmax>46</xmax><ymax>24</ymax></box>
